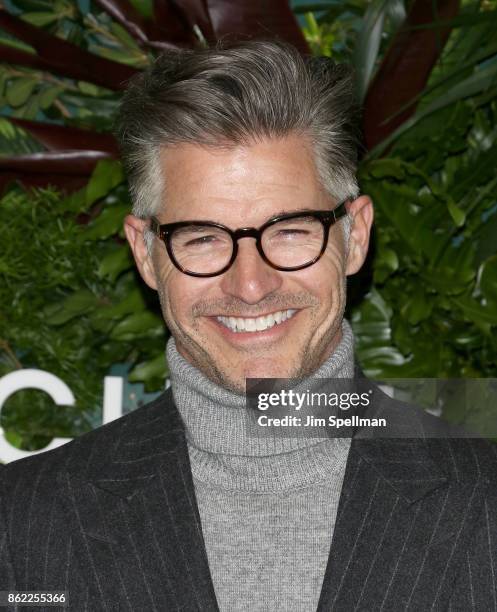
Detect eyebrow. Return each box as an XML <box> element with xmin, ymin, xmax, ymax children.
<box><xmin>268</xmin><ymin>207</ymin><xmax>323</xmax><ymax>219</ymax></box>
<box><xmin>208</xmin><ymin>207</ymin><xmax>326</xmax><ymax>227</ymax></box>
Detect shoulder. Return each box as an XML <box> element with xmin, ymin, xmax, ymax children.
<box><xmin>363</xmin><ymin>379</ymin><xmax>489</xmax><ymax>440</ymax></box>
<box><xmin>429</xmin><ymin>436</ymin><xmax>497</xmax><ymax>488</ymax></box>
<box><xmin>357</xmin><ymin>381</ymin><xmax>497</xmax><ymax>485</ymax></box>
<box><xmin>0</xmin><ymin>389</ymin><xmax>175</xmax><ymax>492</ymax></box>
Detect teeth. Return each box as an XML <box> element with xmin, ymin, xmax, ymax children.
<box><xmin>216</xmin><ymin>309</ymin><xmax>297</xmax><ymax>333</ymax></box>
<box><xmin>255</xmin><ymin>317</ymin><xmax>266</xmax><ymax>331</ymax></box>
<box><xmin>245</xmin><ymin>318</ymin><xmax>257</xmax><ymax>331</ymax></box>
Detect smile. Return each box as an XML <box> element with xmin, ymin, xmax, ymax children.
<box><xmin>216</xmin><ymin>309</ymin><xmax>298</xmax><ymax>333</ymax></box>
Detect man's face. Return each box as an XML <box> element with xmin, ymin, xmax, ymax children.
<box><xmin>125</xmin><ymin>134</ymin><xmax>372</xmax><ymax>394</ymax></box>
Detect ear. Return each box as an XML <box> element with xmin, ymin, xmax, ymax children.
<box><xmin>345</xmin><ymin>195</ymin><xmax>374</xmax><ymax>276</ymax></box>
<box><xmin>123</xmin><ymin>215</ymin><xmax>158</xmax><ymax>290</ymax></box>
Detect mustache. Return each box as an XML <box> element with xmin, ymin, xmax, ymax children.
<box><xmin>192</xmin><ymin>292</ymin><xmax>319</xmax><ymax>317</ymax></box>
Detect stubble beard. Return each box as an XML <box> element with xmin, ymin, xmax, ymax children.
<box><xmin>156</xmin><ymin>279</ymin><xmax>347</xmax><ymax>396</ymax></box>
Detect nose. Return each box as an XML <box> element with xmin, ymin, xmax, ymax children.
<box><xmin>219</xmin><ymin>237</ymin><xmax>283</xmax><ymax>304</ymax></box>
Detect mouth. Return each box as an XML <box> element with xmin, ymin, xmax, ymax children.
<box><xmin>205</xmin><ymin>308</ymin><xmax>301</xmax><ymax>347</ymax></box>
<box><xmin>215</xmin><ymin>309</ymin><xmax>298</xmax><ymax>333</ymax></box>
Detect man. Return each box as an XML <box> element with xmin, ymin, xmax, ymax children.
<box><xmin>1</xmin><ymin>41</ymin><xmax>496</xmax><ymax>611</ymax></box>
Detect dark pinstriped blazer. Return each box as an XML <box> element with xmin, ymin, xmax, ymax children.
<box><xmin>1</xmin><ymin>385</ymin><xmax>497</xmax><ymax>612</ymax></box>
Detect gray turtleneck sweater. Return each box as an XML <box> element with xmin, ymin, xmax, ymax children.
<box><xmin>166</xmin><ymin>319</ymin><xmax>355</xmax><ymax>612</ymax></box>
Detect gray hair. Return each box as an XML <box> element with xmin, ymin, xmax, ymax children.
<box><xmin>115</xmin><ymin>40</ymin><xmax>360</xmax><ymax>249</ymax></box>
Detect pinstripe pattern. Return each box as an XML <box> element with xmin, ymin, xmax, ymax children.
<box><xmin>1</xmin><ymin>387</ymin><xmax>496</xmax><ymax>611</ymax></box>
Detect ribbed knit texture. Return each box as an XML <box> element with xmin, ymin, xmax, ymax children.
<box><xmin>166</xmin><ymin>319</ymin><xmax>355</xmax><ymax>612</ymax></box>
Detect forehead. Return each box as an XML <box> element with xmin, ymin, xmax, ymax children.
<box><xmin>158</xmin><ymin>134</ymin><xmax>330</xmax><ymax>224</ymax></box>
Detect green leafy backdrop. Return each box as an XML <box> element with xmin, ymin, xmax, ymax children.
<box><xmin>1</xmin><ymin>0</ymin><xmax>496</xmax><ymax>450</ymax></box>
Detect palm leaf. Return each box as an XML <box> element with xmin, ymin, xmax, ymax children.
<box><xmin>369</xmin><ymin>57</ymin><xmax>497</xmax><ymax>158</ymax></box>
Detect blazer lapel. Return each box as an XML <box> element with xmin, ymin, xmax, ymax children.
<box><xmin>57</xmin><ymin>390</ymin><xmax>219</xmax><ymax>612</ymax></box>
<box><xmin>317</xmin><ymin>433</ymin><xmax>486</xmax><ymax>612</ymax></box>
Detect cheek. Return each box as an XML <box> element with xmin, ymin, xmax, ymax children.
<box><xmin>153</xmin><ymin>256</ymin><xmax>189</xmax><ymax>322</ymax></box>
<box><xmin>156</xmin><ymin>261</ymin><xmax>214</xmax><ymax>328</ymax></box>
<box><xmin>162</xmin><ymin>277</ymin><xmax>196</xmax><ymax>324</ymax></box>
<box><xmin>305</xmin><ymin>250</ymin><xmax>346</xmax><ymax>296</ymax></box>
<box><xmin>320</xmin><ymin>240</ymin><xmax>347</xmax><ymax>289</ymax></box>
<box><xmin>298</xmin><ymin>258</ymin><xmax>346</xmax><ymax>331</ymax></box>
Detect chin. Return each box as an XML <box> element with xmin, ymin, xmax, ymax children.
<box><xmin>241</xmin><ymin>360</ymin><xmax>291</xmax><ymax>382</ymax></box>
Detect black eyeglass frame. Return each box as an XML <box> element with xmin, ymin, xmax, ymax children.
<box><xmin>149</xmin><ymin>200</ymin><xmax>350</xmax><ymax>278</ymax></box>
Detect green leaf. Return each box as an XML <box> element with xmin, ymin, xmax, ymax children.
<box><xmin>0</xmin><ymin>71</ymin><xmax>6</xmax><ymax>99</ymax></box>
<box><xmin>128</xmin><ymin>0</ymin><xmax>154</xmax><ymax>18</ymax></box>
<box><xmin>0</xmin><ymin>118</ymin><xmax>18</xmax><ymax>140</ymax></box>
<box><xmin>385</xmin><ymin>0</ymin><xmax>405</xmax><ymax>30</ymax></box>
<box><xmin>452</xmin><ymin>295</ymin><xmax>497</xmax><ymax>326</ymax></box>
<box><xmin>476</xmin><ymin>210</ymin><xmax>497</xmax><ymax>264</ymax></box>
<box><xmin>77</xmin><ymin>81</ymin><xmax>100</xmax><ymax>96</ymax></box>
<box><xmin>357</xmin><ymin>345</ymin><xmax>407</xmax><ymax>364</ymax></box>
<box><xmin>86</xmin><ymin>159</ymin><xmax>125</xmax><ymax>208</ymax></box>
<box><xmin>406</xmin><ymin>10</ymin><xmax>497</xmax><ymax>31</ymax></box>
<box><xmin>129</xmin><ymin>353</ymin><xmax>168</xmax><ymax>383</ymax></box>
<box><xmin>38</xmin><ymin>86</ymin><xmax>63</xmax><ymax>110</ymax></box>
<box><xmin>401</xmin><ymin>287</ymin><xmax>433</xmax><ymax>324</ymax></box>
<box><xmin>293</xmin><ymin>3</ymin><xmax>337</xmax><ymax>13</ymax></box>
<box><xmin>352</xmin><ymin>0</ymin><xmax>393</xmax><ymax>102</ymax></box>
<box><xmin>91</xmin><ymin>288</ymin><xmax>146</xmax><ymax>323</ymax></box>
<box><xmin>91</xmin><ymin>45</ymin><xmax>146</xmax><ymax>68</ymax></box>
<box><xmin>304</xmin><ymin>12</ymin><xmax>320</xmax><ymax>38</ymax></box>
<box><xmin>381</xmin><ymin>249</ymin><xmax>399</xmax><ymax>271</ymax></box>
<box><xmin>83</xmin><ymin>203</ymin><xmax>130</xmax><ymax>241</ymax></box>
<box><xmin>0</xmin><ymin>32</ymin><xmax>36</xmax><ymax>55</ymax></box>
<box><xmin>374</xmin><ymin>247</ymin><xmax>399</xmax><ymax>282</ymax></box>
<box><xmin>109</xmin><ymin>22</ymin><xmax>141</xmax><ymax>50</ymax></box>
<box><xmin>17</xmin><ymin>92</ymin><xmax>40</xmax><ymax>120</ymax></box>
<box><xmin>370</xmin><ymin>59</ymin><xmax>497</xmax><ymax>157</ymax></box>
<box><xmin>61</xmin><ymin>187</ymin><xmax>87</xmax><ymax>214</ymax></box>
<box><xmin>98</xmin><ymin>246</ymin><xmax>133</xmax><ymax>282</ymax></box>
<box><xmin>368</xmin><ymin>158</ymin><xmax>406</xmax><ymax>180</ymax></box>
<box><xmin>351</xmin><ymin>287</ymin><xmax>393</xmax><ymax>347</ymax></box>
<box><xmin>6</xmin><ymin>78</ymin><xmax>38</xmax><ymax>108</ymax></box>
<box><xmin>0</xmin><ymin>118</ymin><xmax>43</xmax><ymax>155</ymax></box>
<box><xmin>4</xmin><ymin>430</ymin><xmax>23</xmax><ymax>449</ymax></box>
<box><xmin>59</xmin><ymin>93</ymin><xmax>119</xmax><ymax>116</ymax></box>
<box><xmin>446</xmin><ymin>198</ymin><xmax>466</xmax><ymax>227</ymax></box>
<box><xmin>22</xmin><ymin>12</ymin><xmax>59</xmax><ymax>27</ymax></box>
<box><xmin>110</xmin><ymin>312</ymin><xmax>164</xmax><ymax>341</ymax></box>
<box><xmin>479</xmin><ymin>255</ymin><xmax>497</xmax><ymax>305</ymax></box>
<box><xmin>45</xmin><ymin>290</ymin><xmax>100</xmax><ymax>326</ymax></box>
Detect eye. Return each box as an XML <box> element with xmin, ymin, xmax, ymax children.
<box><xmin>277</xmin><ymin>228</ymin><xmax>309</xmax><ymax>236</ymax></box>
<box><xmin>185</xmin><ymin>235</ymin><xmax>218</xmax><ymax>247</ymax></box>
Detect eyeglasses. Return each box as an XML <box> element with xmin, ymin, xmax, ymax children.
<box><xmin>149</xmin><ymin>200</ymin><xmax>349</xmax><ymax>278</ymax></box>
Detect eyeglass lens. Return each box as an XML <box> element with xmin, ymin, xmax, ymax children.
<box><xmin>170</xmin><ymin>215</ymin><xmax>325</xmax><ymax>275</ymax></box>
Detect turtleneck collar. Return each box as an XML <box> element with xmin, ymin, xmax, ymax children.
<box><xmin>166</xmin><ymin>318</ymin><xmax>355</xmax><ymax>459</ymax></box>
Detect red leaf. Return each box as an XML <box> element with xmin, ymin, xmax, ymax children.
<box><xmin>168</xmin><ymin>0</ymin><xmax>215</xmax><ymax>42</ymax></box>
<box><xmin>0</xmin><ymin>151</ymin><xmax>112</xmax><ymax>175</ymax></box>
<box><xmin>150</xmin><ymin>0</ymin><xmax>203</xmax><ymax>46</ymax></box>
<box><xmin>9</xmin><ymin>118</ymin><xmax>119</xmax><ymax>156</ymax></box>
<box><xmin>0</xmin><ymin>9</ymin><xmax>139</xmax><ymax>90</ymax></box>
<box><xmin>205</xmin><ymin>0</ymin><xmax>308</xmax><ymax>53</ymax></box>
<box><xmin>94</xmin><ymin>0</ymin><xmax>183</xmax><ymax>49</ymax></box>
<box><xmin>363</xmin><ymin>0</ymin><xmax>461</xmax><ymax>150</ymax></box>
<box><xmin>0</xmin><ymin>172</ymin><xmax>89</xmax><ymax>194</ymax></box>
<box><xmin>95</xmin><ymin>0</ymin><xmax>150</xmax><ymax>44</ymax></box>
